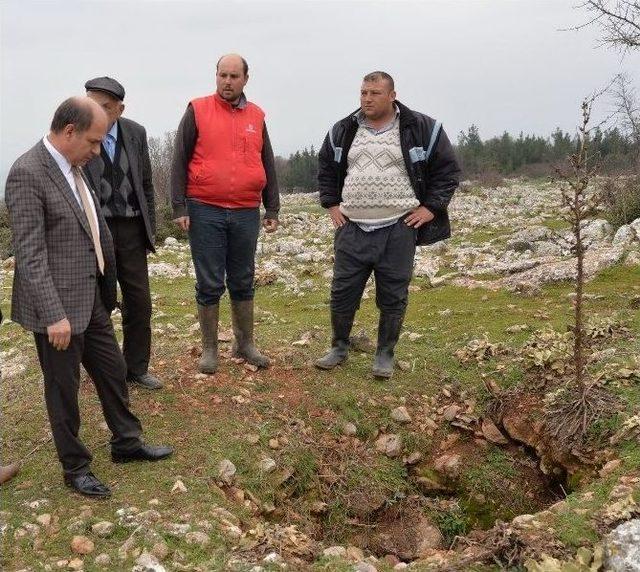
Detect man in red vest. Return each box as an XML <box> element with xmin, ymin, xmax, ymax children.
<box><xmin>171</xmin><ymin>54</ymin><xmax>280</xmax><ymax>374</ymax></box>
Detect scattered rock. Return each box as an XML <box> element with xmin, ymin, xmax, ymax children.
<box><xmin>258</xmin><ymin>457</ymin><xmax>277</xmax><ymax>473</ymax></box>
<box><xmin>91</xmin><ymin>521</ymin><xmax>115</xmax><ymax>538</ymax></box>
<box><xmin>36</xmin><ymin>513</ymin><xmax>52</xmax><ymax>527</ymax></box>
<box><xmin>442</xmin><ymin>404</ymin><xmax>461</xmax><ymax>421</ymax></box>
<box><xmin>600</xmin><ymin>459</ymin><xmax>622</xmax><ymax>478</ymax></box>
<box><xmin>217</xmin><ymin>459</ymin><xmax>237</xmax><ymax>485</ymax></box>
<box><xmin>93</xmin><ymin>553</ymin><xmax>111</xmax><ymax>567</ymax></box>
<box><xmin>433</xmin><ymin>453</ymin><xmax>462</xmax><ymax>479</ymax></box>
<box><xmin>323</xmin><ymin>545</ymin><xmax>347</xmax><ymax>558</ymax></box>
<box><xmin>604</xmin><ymin>518</ymin><xmax>640</xmax><ymax>571</ymax></box>
<box><xmin>134</xmin><ymin>551</ymin><xmax>166</xmax><ymax>572</ymax></box>
<box><xmin>481</xmin><ymin>418</ymin><xmax>509</xmax><ymax>445</ymax></box>
<box><xmin>171</xmin><ymin>479</ymin><xmax>187</xmax><ymax>493</ymax></box>
<box><xmin>71</xmin><ymin>535</ymin><xmax>94</xmax><ymax>555</ymax></box>
<box><xmin>185</xmin><ymin>531</ymin><xmax>210</xmax><ymax>547</ymax></box>
<box><xmin>268</xmin><ymin>438</ymin><xmax>280</xmax><ymax>450</ymax></box>
<box><xmin>67</xmin><ymin>559</ymin><xmax>84</xmax><ymax>570</ymax></box>
<box><xmin>375</xmin><ymin>434</ymin><xmax>402</xmax><ymax>458</ymax></box>
<box><xmin>342</xmin><ymin>422</ymin><xmax>358</xmax><ymax>436</ymax></box>
<box><xmin>390</xmin><ymin>406</ymin><xmax>412</xmax><ymax>423</ymax></box>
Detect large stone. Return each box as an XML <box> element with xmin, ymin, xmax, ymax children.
<box><xmin>604</xmin><ymin>518</ymin><xmax>640</xmax><ymax>571</ymax></box>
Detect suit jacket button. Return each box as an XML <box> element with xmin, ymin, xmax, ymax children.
<box><xmin>89</xmin><ymin>274</ymin><xmax>95</xmax><ymax>279</ymax></box>
<box><xmin>89</xmin><ymin>247</ymin><xmax>95</xmax><ymax>252</ymax></box>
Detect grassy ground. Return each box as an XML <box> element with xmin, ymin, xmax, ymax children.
<box><xmin>1</xmin><ymin>227</ymin><xmax>639</xmax><ymax>570</ymax></box>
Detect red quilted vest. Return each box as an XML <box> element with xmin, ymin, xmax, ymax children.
<box><xmin>187</xmin><ymin>93</ymin><xmax>267</xmax><ymax>208</ymax></box>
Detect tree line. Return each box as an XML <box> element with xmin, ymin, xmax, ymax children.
<box><xmin>148</xmin><ymin>126</ymin><xmax>639</xmax><ymax>205</ymax></box>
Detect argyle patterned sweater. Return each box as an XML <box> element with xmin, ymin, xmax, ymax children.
<box><xmin>339</xmin><ymin>123</ymin><xmax>418</xmax><ymax>224</ymax></box>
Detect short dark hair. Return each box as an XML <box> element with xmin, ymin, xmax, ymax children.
<box><xmin>50</xmin><ymin>97</ymin><xmax>94</xmax><ymax>134</ymax></box>
<box><xmin>216</xmin><ymin>55</ymin><xmax>249</xmax><ymax>76</ymax></box>
<box><xmin>363</xmin><ymin>71</ymin><xmax>395</xmax><ymax>91</ymax></box>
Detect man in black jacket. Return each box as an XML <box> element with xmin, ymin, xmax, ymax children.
<box><xmin>315</xmin><ymin>71</ymin><xmax>460</xmax><ymax>378</ymax></box>
<box><xmin>84</xmin><ymin>77</ymin><xmax>161</xmax><ymax>390</ymax></box>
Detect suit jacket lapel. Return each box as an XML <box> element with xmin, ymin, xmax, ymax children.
<box><xmin>84</xmin><ymin>155</ymin><xmax>102</xmax><ymax>193</ymax></box>
<box><xmin>119</xmin><ymin>120</ymin><xmax>141</xmax><ymax>192</ymax></box>
<box><xmin>37</xmin><ymin>141</ymin><xmax>93</xmax><ymax>240</ymax></box>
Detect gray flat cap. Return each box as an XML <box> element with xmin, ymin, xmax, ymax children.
<box><xmin>84</xmin><ymin>76</ymin><xmax>125</xmax><ymax>101</ymax></box>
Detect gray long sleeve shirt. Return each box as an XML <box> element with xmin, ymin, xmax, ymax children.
<box><xmin>171</xmin><ymin>100</ymin><xmax>280</xmax><ymax>220</ymax></box>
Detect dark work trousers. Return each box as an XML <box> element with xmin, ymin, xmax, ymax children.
<box><xmin>187</xmin><ymin>199</ymin><xmax>260</xmax><ymax>306</ymax></box>
<box><xmin>34</xmin><ymin>287</ymin><xmax>143</xmax><ymax>477</ymax></box>
<box><xmin>331</xmin><ymin>220</ymin><xmax>417</xmax><ymax>315</ymax></box>
<box><xmin>107</xmin><ymin>216</ymin><xmax>152</xmax><ymax>378</ymax></box>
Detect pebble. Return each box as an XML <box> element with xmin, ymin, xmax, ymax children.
<box><xmin>91</xmin><ymin>521</ymin><xmax>115</xmax><ymax>537</ymax></box>
<box><xmin>390</xmin><ymin>406</ymin><xmax>412</xmax><ymax>423</ymax></box>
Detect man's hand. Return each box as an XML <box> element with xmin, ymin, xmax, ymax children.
<box><xmin>47</xmin><ymin>318</ymin><xmax>71</xmax><ymax>351</ymax></box>
<box><xmin>263</xmin><ymin>218</ymin><xmax>278</xmax><ymax>233</ymax></box>
<box><xmin>174</xmin><ymin>216</ymin><xmax>190</xmax><ymax>231</ymax></box>
<box><xmin>328</xmin><ymin>206</ymin><xmax>348</xmax><ymax>228</ymax></box>
<box><xmin>404</xmin><ymin>205</ymin><xmax>435</xmax><ymax>228</ymax></box>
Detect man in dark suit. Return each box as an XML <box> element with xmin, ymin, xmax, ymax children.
<box><xmin>5</xmin><ymin>96</ymin><xmax>172</xmax><ymax>498</ymax></box>
<box><xmin>84</xmin><ymin>77</ymin><xmax>161</xmax><ymax>390</ymax></box>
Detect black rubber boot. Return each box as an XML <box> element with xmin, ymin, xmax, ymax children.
<box><xmin>231</xmin><ymin>300</ymin><xmax>270</xmax><ymax>368</ymax></box>
<box><xmin>315</xmin><ymin>311</ymin><xmax>355</xmax><ymax>370</ymax></box>
<box><xmin>372</xmin><ymin>312</ymin><xmax>405</xmax><ymax>379</ymax></box>
<box><xmin>197</xmin><ymin>304</ymin><xmax>219</xmax><ymax>374</ymax></box>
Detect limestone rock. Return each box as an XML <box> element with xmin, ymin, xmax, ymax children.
<box><xmin>323</xmin><ymin>545</ymin><xmax>346</xmax><ymax>558</ymax></box>
<box><xmin>185</xmin><ymin>531</ymin><xmax>210</xmax><ymax>547</ymax></box>
<box><xmin>217</xmin><ymin>459</ymin><xmax>236</xmax><ymax>485</ymax></box>
<box><xmin>93</xmin><ymin>553</ymin><xmax>111</xmax><ymax>567</ymax></box>
<box><xmin>375</xmin><ymin>434</ymin><xmax>402</xmax><ymax>458</ymax></box>
<box><xmin>604</xmin><ymin>519</ymin><xmax>640</xmax><ymax>571</ymax></box>
<box><xmin>481</xmin><ymin>418</ymin><xmax>509</xmax><ymax>445</ymax></box>
<box><xmin>71</xmin><ymin>535</ymin><xmax>94</xmax><ymax>554</ymax></box>
<box><xmin>91</xmin><ymin>521</ymin><xmax>115</xmax><ymax>538</ymax></box>
<box><xmin>390</xmin><ymin>406</ymin><xmax>412</xmax><ymax>423</ymax></box>
<box><xmin>258</xmin><ymin>458</ymin><xmax>277</xmax><ymax>473</ymax></box>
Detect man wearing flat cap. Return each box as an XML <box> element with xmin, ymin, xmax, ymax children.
<box><xmin>84</xmin><ymin>76</ymin><xmax>161</xmax><ymax>390</ymax></box>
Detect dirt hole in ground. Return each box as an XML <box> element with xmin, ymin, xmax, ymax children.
<box><xmin>257</xmin><ymin>420</ymin><xmax>567</xmax><ymax>563</ymax></box>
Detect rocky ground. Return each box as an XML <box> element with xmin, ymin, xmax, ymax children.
<box><xmin>1</xmin><ymin>179</ymin><xmax>640</xmax><ymax>571</ymax></box>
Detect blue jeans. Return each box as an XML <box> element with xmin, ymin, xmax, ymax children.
<box><xmin>187</xmin><ymin>200</ymin><xmax>260</xmax><ymax>306</ymax></box>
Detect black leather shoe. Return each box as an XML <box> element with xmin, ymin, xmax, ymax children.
<box><xmin>64</xmin><ymin>471</ymin><xmax>111</xmax><ymax>498</ymax></box>
<box><xmin>111</xmin><ymin>444</ymin><xmax>174</xmax><ymax>464</ymax></box>
<box><xmin>127</xmin><ymin>372</ymin><xmax>163</xmax><ymax>390</ymax></box>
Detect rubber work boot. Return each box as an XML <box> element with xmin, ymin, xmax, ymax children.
<box><xmin>197</xmin><ymin>303</ymin><xmax>219</xmax><ymax>373</ymax></box>
<box><xmin>314</xmin><ymin>311</ymin><xmax>355</xmax><ymax>370</ymax></box>
<box><xmin>0</xmin><ymin>463</ymin><xmax>20</xmax><ymax>485</ymax></box>
<box><xmin>372</xmin><ymin>312</ymin><xmax>405</xmax><ymax>379</ymax></box>
<box><xmin>230</xmin><ymin>300</ymin><xmax>270</xmax><ymax>368</ymax></box>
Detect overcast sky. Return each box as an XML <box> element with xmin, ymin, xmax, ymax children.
<box><xmin>1</xmin><ymin>0</ymin><xmax>639</xmax><ymax>187</ymax></box>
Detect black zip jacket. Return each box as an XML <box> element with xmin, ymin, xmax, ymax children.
<box><xmin>318</xmin><ymin>100</ymin><xmax>461</xmax><ymax>245</ymax></box>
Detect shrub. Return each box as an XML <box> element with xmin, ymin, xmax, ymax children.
<box><xmin>600</xmin><ymin>176</ymin><xmax>640</xmax><ymax>229</ymax></box>
<box><xmin>154</xmin><ymin>203</ymin><xmax>187</xmax><ymax>245</ymax></box>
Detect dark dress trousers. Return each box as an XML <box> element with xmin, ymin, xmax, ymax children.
<box><xmin>5</xmin><ymin>140</ymin><xmax>143</xmax><ymax>477</ymax></box>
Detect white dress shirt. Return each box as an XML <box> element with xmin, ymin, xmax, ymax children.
<box><xmin>43</xmin><ymin>135</ymin><xmax>100</xmax><ymax>240</ymax></box>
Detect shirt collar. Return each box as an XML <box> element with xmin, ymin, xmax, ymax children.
<box><xmin>106</xmin><ymin>121</ymin><xmax>118</xmax><ymax>140</ymax></box>
<box><xmin>43</xmin><ymin>135</ymin><xmax>72</xmax><ymax>176</ymax></box>
<box><xmin>354</xmin><ymin>103</ymin><xmax>400</xmax><ymax>132</ymax></box>
<box><xmin>214</xmin><ymin>92</ymin><xmax>248</xmax><ymax>109</ymax></box>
